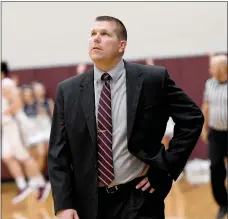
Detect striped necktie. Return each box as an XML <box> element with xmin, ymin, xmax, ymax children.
<box><xmin>97</xmin><ymin>73</ymin><xmax>114</xmax><ymax>186</ymax></box>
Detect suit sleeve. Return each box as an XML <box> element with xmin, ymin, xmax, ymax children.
<box><xmin>47</xmin><ymin>84</ymin><xmax>74</xmax><ymax>214</ymax></box>
<box><xmin>162</xmin><ymin>70</ymin><xmax>204</xmax><ymax>180</ymax></box>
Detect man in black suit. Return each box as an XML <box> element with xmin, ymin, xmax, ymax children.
<box><xmin>48</xmin><ymin>16</ymin><xmax>204</xmax><ymax>219</ymax></box>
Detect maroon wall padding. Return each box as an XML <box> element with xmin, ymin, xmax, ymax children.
<box><xmin>2</xmin><ymin>55</ymin><xmax>210</xmax><ymax>180</ymax></box>
<box><xmin>13</xmin><ymin>69</ymin><xmax>36</xmax><ymax>84</ymax></box>
<box><xmin>177</xmin><ymin>56</ymin><xmax>209</xmax><ymax>159</ymax></box>
<box><xmin>154</xmin><ymin>57</ymin><xmax>183</xmax><ymax>87</ymax></box>
<box><xmin>33</xmin><ymin>66</ymin><xmax>77</xmax><ymax>99</ymax></box>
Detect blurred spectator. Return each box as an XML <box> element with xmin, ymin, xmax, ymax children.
<box><xmin>76</xmin><ymin>63</ymin><xmax>87</xmax><ymax>75</ymax></box>
<box><xmin>33</xmin><ymin>82</ymin><xmax>53</xmax><ymax>170</ymax></box>
<box><xmin>33</xmin><ymin>82</ymin><xmax>54</xmax><ymax>117</ymax></box>
<box><xmin>145</xmin><ymin>58</ymin><xmax>155</xmax><ymax>65</ymax></box>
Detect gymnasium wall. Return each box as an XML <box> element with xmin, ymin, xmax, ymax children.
<box><xmin>2</xmin><ymin>2</ymin><xmax>227</xmax><ymax>69</ymax></box>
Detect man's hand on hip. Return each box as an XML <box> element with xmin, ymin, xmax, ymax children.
<box><xmin>57</xmin><ymin>209</ymin><xmax>79</xmax><ymax>219</ymax></box>
<box><xmin>135</xmin><ymin>177</ymin><xmax>155</xmax><ymax>193</ymax></box>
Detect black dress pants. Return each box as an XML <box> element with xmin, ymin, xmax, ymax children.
<box><xmin>97</xmin><ymin>176</ymin><xmax>172</xmax><ymax>219</ymax></box>
<box><xmin>208</xmin><ymin>128</ymin><xmax>228</xmax><ymax>207</ymax></box>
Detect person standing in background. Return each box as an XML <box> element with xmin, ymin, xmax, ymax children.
<box><xmin>201</xmin><ymin>55</ymin><xmax>227</xmax><ymax>219</ymax></box>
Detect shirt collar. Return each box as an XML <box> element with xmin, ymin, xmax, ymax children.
<box><xmin>94</xmin><ymin>59</ymin><xmax>125</xmax><ymax>83</ymax></box>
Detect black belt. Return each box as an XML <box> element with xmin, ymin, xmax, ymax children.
<box><xmin>98</xmin><ymin>176</ymin><xmax>145</xmax><ymax>194</ymax></box>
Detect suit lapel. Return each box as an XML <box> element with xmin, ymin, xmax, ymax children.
<box><xmin>80</xmin><ymin>69</ymin><xmax>97</xmax><ymax>147</ymax></box>
<box><xmin>80</xmin><ymin>61</ymin><xmax>143</xmax><ymax>145</ymax></box>
<box><xmin>124</xmin><ymin>61</ymin><xmax>143</xmax><ymax>140</ymax></box>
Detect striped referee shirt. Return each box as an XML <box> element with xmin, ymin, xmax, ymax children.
<box><xmin>203</xmin><ymin>77</ymin><xmax>227</xmax><ymax>131</ymax></box>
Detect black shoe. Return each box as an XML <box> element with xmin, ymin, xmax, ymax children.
<box><xmin>217</xmin><ymin>206</ymin><xmax>228</xmax><ymax>219</ymax></box>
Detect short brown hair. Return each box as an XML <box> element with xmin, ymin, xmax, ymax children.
<box><xmin>95</xmin><ymin>16</ymin><xmax>127</xmax><ymax>41</ymax></box>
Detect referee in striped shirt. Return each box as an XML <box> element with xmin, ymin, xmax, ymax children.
<box><xmin>202</xmin><ymin>55</ymin><xmax>227</xmax><ymax>219</ymax></box>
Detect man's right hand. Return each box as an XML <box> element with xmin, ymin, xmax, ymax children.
<box><xmin>57</xmin><ymin>209</ymin><xmax>79</xmax><ymax>219</ymax></box>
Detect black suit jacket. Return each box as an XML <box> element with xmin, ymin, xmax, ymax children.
<box><xmin>48</xmin><ymin>61</ymin><xmax>204</xmax><ymax>219</ymax></box>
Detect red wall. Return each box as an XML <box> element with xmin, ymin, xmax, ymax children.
<box><xmin>1</xmin><ymin>55</ymin><xmax>210</xmax><ymax>180</ymax></box>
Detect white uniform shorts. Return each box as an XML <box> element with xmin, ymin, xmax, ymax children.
<box><xmin>37</xmin><ymin>115</ymin><xmax>51</xmax><ymax>143</ymax></box>
<box><xmin>25</xmin><ymin>117</ymin><xmax>44</xmax><ymax>147</ymax></box>
<box><xmin>2</xmin><ymin>120</ymin><xmax>30</xmax><ymax>161</ymax></box>
<box><xmin>25</xmin><ymin>115</ymin><xmax>51</xmax><ymax>147</ymax></box>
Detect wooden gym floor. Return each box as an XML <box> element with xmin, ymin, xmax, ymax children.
<box><xmin>2</xmin><ymin>178</ymin><xmax>219</xmax><ymax>219</ymax></box>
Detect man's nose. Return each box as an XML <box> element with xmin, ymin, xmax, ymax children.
<box><xmin>94</xmin><ymin>34</ymin><xmax>101</xmax><ymax>43</ymax></box>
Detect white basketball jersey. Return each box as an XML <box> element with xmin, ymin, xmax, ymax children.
<box><xmin>2</xmin><ymin>97</ymin><xmax>13</xmax><ymax>126</ymax></box>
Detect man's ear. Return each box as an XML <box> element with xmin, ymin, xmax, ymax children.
<box><xmin>119</xmin><ymin>40</ymin><xmax>127</xmax><ymax>53</ymax></box>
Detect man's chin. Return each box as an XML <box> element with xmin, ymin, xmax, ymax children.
<box><xmin>90</xmin><ymin>55</ymin><xmax>104</xmax><ymax>63</ymax></box>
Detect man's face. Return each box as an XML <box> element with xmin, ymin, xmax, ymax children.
<box><xmin>88</xmin><ymin>21</ymin><xmax>126</xmax><ymax>64</ymax></box>
<box><xmin>209</xmin><ymin>60</ymin><xmax>217</xmax><ymax>77</ymax></box>
<box><xmin>209</xmin><ymin>59</ymin><xmax>222</xmax><ymax>79</ymax></box>
<box><xmin>34</xmin><ymin>84</ymin><xmax>46</xmax><ymax>98</ymax></box>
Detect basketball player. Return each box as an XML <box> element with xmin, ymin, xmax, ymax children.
<box><xmin>1</xmin><ymin>61</ymin><xmax>51</xmax><ymax>204</ymax></box>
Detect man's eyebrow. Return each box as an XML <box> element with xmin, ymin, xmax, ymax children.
<box><xmin>91</xmin><ymin>28</ymin><xmax>109</xmax><ymax>33</ymax></box>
